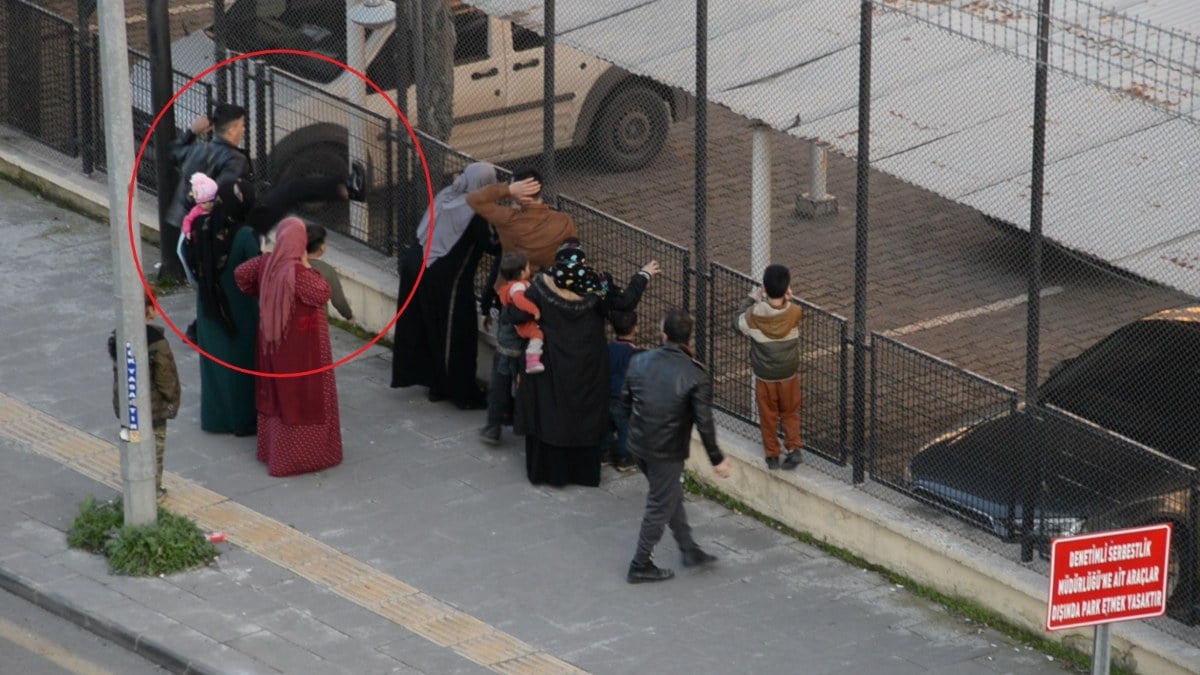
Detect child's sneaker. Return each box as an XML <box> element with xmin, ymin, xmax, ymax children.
<box><xmin>782</xmin><ymin>450</ymin><xmax>802</xmax><ymax>470</ymax></box>
<box><xmin>765</xmin><ymin>456</ymin><xmax>780</xmax><ymax>470</ymax></box>
<box><xmin>525</xmin><ymin>351</ymin><xmax>545</xmax><ymax>374</ymax></box>
<box><xmin>118</xmin><ymin>426</ymin><xmax>129</xmax><ymax>441</ymax></box>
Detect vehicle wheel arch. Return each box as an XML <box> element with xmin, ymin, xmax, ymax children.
<box><xmin>571</xmin><ymin>71</ymin><xmax>680</xmax><ymax>149</ymax></box>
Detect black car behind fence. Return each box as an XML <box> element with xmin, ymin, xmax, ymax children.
<box><xmin>872</xmin><ymin>334</ymin><xmax>1199</xmax><ymax>624</ymax></box>
<box><xmin>2</xmin><ymin>0</ymin><xmax>1196</xmax><ymax>635</ymax></box>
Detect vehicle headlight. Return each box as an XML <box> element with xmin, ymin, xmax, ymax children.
<box><xmin>1039</xmin><ymin>517</ymin><xmax>1086</xmax><ymax>538</ymax></box>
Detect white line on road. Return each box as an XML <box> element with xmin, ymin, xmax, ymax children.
<box><xmin>0</xmin><ymin>616</ymin><xmax>116</xmax><ymax>675</ymax></box>
<box><xmin>880</xmin><ymin>287</ymin><xmax>1065</xmax><ymax>339</ymax></box>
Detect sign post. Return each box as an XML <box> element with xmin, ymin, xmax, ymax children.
<box><xmin>1046</xmin><ymin>523</ymin><xmax>1173</xmax><ymax>675</ymax></box>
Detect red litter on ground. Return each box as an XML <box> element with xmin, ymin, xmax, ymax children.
<box><xmin>205</xmin><ymin>532</ymin><xmax>227</xmax><ymax>544</ymax></box>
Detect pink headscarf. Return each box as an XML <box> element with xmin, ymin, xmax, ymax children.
<box><xmin>259</xmin><ymin>218</ymin><xmax>307</xmax><ymax>352</ymax></box>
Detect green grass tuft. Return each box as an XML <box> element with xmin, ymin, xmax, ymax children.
<box><xmin>66</xmin><ymin>495</ymin><xmax>218</xmax><ymax>576</ymax></box>
<box><xmin>66</xmin><ymin>496</ymin><xmax>124</xmax><ymax>553</ymax></box>
<box><xmin>104</xmin><ymin>508</ymin><xmax>217</xmax><ymax>576</ymax></box>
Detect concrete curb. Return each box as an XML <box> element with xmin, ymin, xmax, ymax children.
<box><xmin>0</xmin><ymin>563</ymin><xmax>224</xmax><ymax>675</ymax></box>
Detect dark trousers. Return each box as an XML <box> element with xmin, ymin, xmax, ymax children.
<box><xmin>633</xmin><ymin>458</ymin><xmax>696</xmax><ymax>565</ymax></box>
<box><xmin>486</xmin><ymin>353</ymin><xmax>518</xmax><ymax>428</ymax></box>
<box><xmin>607</xmin><ymin>397</ymin><xmax>631</xmax><ymax>462</ymax></box>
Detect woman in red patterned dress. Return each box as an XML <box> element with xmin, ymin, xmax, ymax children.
<box><xmin>234</xmin><ymin>217</ymin><xmax>343</xmax><ymax>476</ymax></box>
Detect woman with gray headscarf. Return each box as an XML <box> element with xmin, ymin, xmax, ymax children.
<box><xmin>391</xmin><ymin>162</ymin><xmax>498</xmax><ymax>409</ymax></box>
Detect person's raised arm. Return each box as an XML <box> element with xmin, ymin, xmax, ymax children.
<box><xmin>466</xmin><ymin>179</ymin><xmax>535</xmax><ymax>229</ymax></box>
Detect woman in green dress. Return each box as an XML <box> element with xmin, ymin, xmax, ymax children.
<box><xmin>194</xmin><ymin>180</ymin><xmax>260</xmax><ymax>435</ymax></box>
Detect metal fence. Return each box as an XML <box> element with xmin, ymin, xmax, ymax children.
<box><xmin>557</xmin><ymin>195</ymin><xmax>690</xmax><ymax>329</ymax></box>
<box><xmin>0</xmin><ymin>1</ymin><xmax>77</xmax><ymax>157</ymax></box>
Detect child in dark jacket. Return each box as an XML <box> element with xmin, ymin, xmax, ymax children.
<box><xmin>110</xmin><ymin>289</ymin><xmax>182</xmax><ymax>497</ymax></box>
<box><xmin>735</xmin><ymin>264</ymin><xmax>804</xmax><ymax>470</ymax></box>
<box><xmin>605</xmin><ymin>310</ymin><xmax>642</xmax><ymax>471</ymax></box>
<box><xmin>480</xmin><ymin>252</ymin><xmax>534</xmax><ymax>445</ymax></box>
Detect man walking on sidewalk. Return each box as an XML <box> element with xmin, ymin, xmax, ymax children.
<box><xmin>620</xmin><ymin>308</ymin><xmax>732</xmax><ymax>583</ymax></box>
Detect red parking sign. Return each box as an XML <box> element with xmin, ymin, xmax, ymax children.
<box><xmin>1046</xmin><ymin>523</ymin><xmax>1172</xmax><ymax>631</ymax></box>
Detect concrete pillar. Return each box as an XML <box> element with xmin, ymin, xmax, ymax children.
<box><xmin>796</xmin><ymin>141</ymin><xmax>838</xmax><ymax>218</ymax></box>
<box><xmin>750</xmin><ymin>124</ymin><xmax>772</xmax><ymax>280</ymax></box>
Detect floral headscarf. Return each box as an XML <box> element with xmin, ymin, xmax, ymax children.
<box><xmin>550</xmin><ymin>241</ymin><xmax>609</xmax><ymax>298</ymax></box>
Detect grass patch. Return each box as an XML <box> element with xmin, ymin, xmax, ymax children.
<box><xmin>682</xmin><ymin>474</ymin><xmax>1128</xmax><ymax>675</ymax></box>
<box><xmin>329</xmin><ymin>316</ymin><xmax>393</xmax><ymax>350</ymax></box>
<box><xmin>66</xmin><ymin>496</ymin><xmax>123</xmax><ymax>553</ymax></box>
<box><xmin>67</xmin><ymin>496</ymin><xmax>217</xmax><ymax>576</ymax></box>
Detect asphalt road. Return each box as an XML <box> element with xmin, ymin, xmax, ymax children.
<box><xmin>0</xmin><ymin>588</ymin><xmax>167</xmax><ymax>675</ymax></box>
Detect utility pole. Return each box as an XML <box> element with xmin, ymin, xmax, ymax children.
<box><xmin>147</xmin><ymin>0</ymin><xmax>182</xmax><ymax>282</ymax></box>
<box><xmin>98</xmin><ymin>0</ymin><xmax>158</xmax><ymax>526</ymax></box>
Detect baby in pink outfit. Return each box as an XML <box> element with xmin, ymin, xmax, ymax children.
<box><xmin>177</xmin><ymin>173</ymin><xmax>219</xmax><ymax>284</ymax></box>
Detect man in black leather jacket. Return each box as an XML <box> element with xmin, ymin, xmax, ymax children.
<box><xmin>167</xmin><ymin>104</ymin><xmax>252</xmax><ymax>236</ymax></box>
<box><xmin>620</xmin><ymin>308</ymin><xmax>732</xmax><ymax>583</ymax></box>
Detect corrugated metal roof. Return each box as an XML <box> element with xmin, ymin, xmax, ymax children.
<box><xmin>465</xmin><ymin>0</ymin><xmax>1200</xmax><ymax>296</ymax></box>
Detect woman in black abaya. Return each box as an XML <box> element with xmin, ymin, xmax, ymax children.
<box><xmin>391</xmin><ymin>163</ymin><xmax>498</xmax><ymax>409</ymax></box>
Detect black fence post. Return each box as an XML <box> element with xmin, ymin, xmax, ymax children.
<box><xmin>254</xmin><ymin>61</ymin><xmax>268</xmax><ymax>180</ymax></box>
<box><xmin>76</xmin><ymin>2</ymin><xmax>95</xmax><ymax>173</ymax></box>
<box><xmin>1188</xmin><ymin>471</ymin><xmax>1199</xmax><ymax>625</ymax></box>
<box><xmin>851</xmin><ymin>0</ymin><xmax>873</xmax><ymax>484</ymax></box>
<box><xmin>693</xmin><ymin>0</ymin><xmax>708</xmax><ymax>363</ymax></box>
<box><xmin>385</xmin><ymin>118</ymin><xmax>395</xmax><ymax>257</ymax></box>
<box><xmin>213</xmin><ymin>0</ymin><xmax>226</xmax><ymax>102</ymax></box>
<box><xmin>148</xmin><ymin>0</ymin><xmax>182</xmax><ymax>281</ymax></box>
<box><xmin>542</xmin><ymin>0</ymin><xmax>556</xmax><ymax>201</ymax></box>
<box><xmin>394</xmin><ymin>0</ymin><xmax>416</xmax><ymax>269</ymax></box>
<box><xmin>1021</xmin><ymin>0</ymin><xmax>1052</xmax><ymax>564</ymax></box>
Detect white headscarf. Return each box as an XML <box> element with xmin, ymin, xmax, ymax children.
<box><xmin>415</xmin><ymin>162</ymin><xmax>498</xmax><ymax>265</ymax></box>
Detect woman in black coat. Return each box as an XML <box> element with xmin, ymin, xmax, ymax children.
<box><xmin>511</xmin><ymin>250</ymin><xmax>659</xmax><ymax>487</ymax></box>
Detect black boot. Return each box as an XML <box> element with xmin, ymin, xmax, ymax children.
<box><xmin>681</xmin><ymin>547</ymin><xmax>718</xmax><ymax>568</ymax></box>
<box><xmin>627</xmin><ymin>560</ymin><xmax>674</xmax><ymax>584</ymax></box>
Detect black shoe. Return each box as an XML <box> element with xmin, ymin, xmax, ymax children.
<box><xmin>233</xmin><ymin>426</ymin><xmax>257</xmax><ymax>437</ymax></box>
<box><xmin>627</xmin><ymin>561</ymin><xmax>674</xmax><ymax>584</ymax></box>
<box><xmin>765</xmin><ymin>456</ymin><xmax>780</xmax><ymax>470</ymax></box>
<box><xmin>613</xmin><ymin>456</ymin><xmax>638</xmax><ymax>473</ymax></box>
<box><xmin>479</xmin><ymin>425</ymin><xmax>501</xmax><ymax>446</ymax></box>
<box><xmin>782</xmin><ymin>450</ymin><xmax>802</xmax><ymax>470</ymax></box>
<box><xmin>185</xmin><ymin>320</ymin><xmax>198</xmax><ymax>343</ymax></box>
<box><xmin>681</xmin><ymin>547</ymin><xmax>718</xmax><ymax>568</ymax></box>
<box><xmin>427</xmin><ymin>390</ymin><xmax>447</xmax><ymax>403</ymax></box>
<box><xmin>346</xmin><ymin>161</ymin><xmax>367</xmax><ymax>201</ymax></box>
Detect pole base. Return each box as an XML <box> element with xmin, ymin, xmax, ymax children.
<box><xmin>796</xmin><ymin>193</ymin><xmax>838</xmax><ymax>219</ymax></box>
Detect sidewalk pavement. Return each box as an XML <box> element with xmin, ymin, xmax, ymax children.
<box><xmin>0</xmin><ymin>178</ymin><xmax>1078</xmax><ymax>674</ymax></box>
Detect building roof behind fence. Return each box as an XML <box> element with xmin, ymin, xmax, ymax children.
<box><xmin>464</xmin><ymin>0</ymin><xmax>1200</xmax><ymax>297</ymax></box>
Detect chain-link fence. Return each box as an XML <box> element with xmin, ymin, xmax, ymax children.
<box><xmin>3</xmin><ymin>0</ymin><xmax>1200</xmax><ymax>640</ymax></box>
<box><xmin>0</xmin><ymin>1</ymin><xmax>78</xmax><ymax>158</ymax></box>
